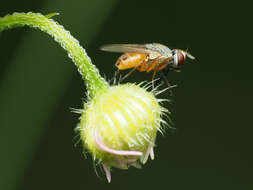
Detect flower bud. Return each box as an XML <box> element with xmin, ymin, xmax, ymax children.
<box><xmin>78</xmin><ymin>83</ymin><xmax>168</xmax><ymax>182</ymax></box>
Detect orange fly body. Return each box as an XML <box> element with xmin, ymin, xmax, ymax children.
<box><xmin>115</xmin><ymin>53</ymin><xmax>147</xmax><ymax>70</ymax></box>
<box><xmin>100</xmin><ymin>43</ymin><xmax>195</xmax><ymax>88</ymax></box>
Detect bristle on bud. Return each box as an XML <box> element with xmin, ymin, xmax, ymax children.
<box><xmin>77</xmin><ymin>83</ymin><xmax>170</xmax><ymax>182</ymax></box>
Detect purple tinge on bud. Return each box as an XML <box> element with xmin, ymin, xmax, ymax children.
<box><xmin>94</xmin><ymin>127</ymin><xmax>144</xmax><ymax>182</ymax></box>
<box><xmin>94</xmin><ymin>128</ymin><xmax>143</xmax><ymax>156</ymax></box>
<box><xmin>78</xmin><ymin>83</ymin><xmax>169</xmax><ymax>182</ymax></box>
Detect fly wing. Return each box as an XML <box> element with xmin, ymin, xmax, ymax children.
<box><xmin>100</xmin><ymin>44</ymin><xmax>161</xmax><ymax>55</ymax></box>
<box><xmin>145</xmin><ymin>43</ymin><xmax>173</xmax><ymax>59</ymax></box>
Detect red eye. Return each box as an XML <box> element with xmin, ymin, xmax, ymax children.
<box><xmin>177</xmin><ymin>51</ymin><xmax>185</xmax><ymax>66</ymax></box>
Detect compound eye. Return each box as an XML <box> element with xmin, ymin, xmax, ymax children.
<box><xmin>177</xmin><ymin>51</ymin><xmax>186</xmax><ymax>66</ymax></box>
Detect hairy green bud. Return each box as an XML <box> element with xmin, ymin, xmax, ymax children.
<box><xmin>75</xmin><ymin>83</ymin><xmax>169</xmax><ymax>182</ymax></box>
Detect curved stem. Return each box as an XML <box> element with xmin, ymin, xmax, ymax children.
<box><xmin>0</xmin><ymin>12</ymin><xmax>109</xmax><ymax>98</ymax></box>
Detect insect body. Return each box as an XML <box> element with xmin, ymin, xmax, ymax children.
<box><xmin>100</xmin><ymin>43</ymin><xmax>195</xmax><ymax>88</ymax></box>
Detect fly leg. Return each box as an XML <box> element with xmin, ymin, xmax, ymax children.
<box><xmin>119</xmin><ymin>61</ymin><xmax>143</xmax><ymax>83</ymax></box>
<box><xmin>160</xmin><ymin>70</ymin><xmax>175</xmax><ymax>96</ymax></box>
<box><xmin>113</xmin><ymin>69</ymin><xmax>120</xmax><ymax>85</ymax></box>
<box><xmin>160</xmin><ymin>70</ymin><xmax>172</xmax><ymax>87</ymax></box>
<box><xmin>156</xmin><ymin>61</ymin><xmax>171</xmax><ymax>83</ymax></box>
<box><xmin>115</xmin><ymin>69</ymin><xmax>120</xmax><ymax>78</ymax></box>
<box><xmin>152</xmin><ymin>67</ymin><xmax>159</xmax><ymax>89</ymax></box>
<box><xmin>153</xmin><ymin>68</ymin><xmax>174</xmax><ymax>95</ymax></box>
<box><xmin>156</xmin><ymin>62</ymin><xmax>176</xmax><ymax>95</ymax></box>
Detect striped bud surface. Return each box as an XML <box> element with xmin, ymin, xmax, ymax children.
<box><xmin>78</xmin><ymin>83</ymin><xmax>168</xmax><ymax>182</ymax></box>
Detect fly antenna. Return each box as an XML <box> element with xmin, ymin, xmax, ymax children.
<box><xmin>185</xmin><ymin>47</ymin><xmax>195</xmax><ymax>60</ymax></box>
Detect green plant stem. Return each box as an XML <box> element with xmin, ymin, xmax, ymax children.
<box><xmin>0</xmin><ymin>12</ymin><xmax>109</xmax><ymax>98</ymax></box>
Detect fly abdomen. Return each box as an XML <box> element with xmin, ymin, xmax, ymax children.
<box><xmin>115</xmin><ymin>53</ymin><xmax>147</xmax><ymax>70</ymax></box>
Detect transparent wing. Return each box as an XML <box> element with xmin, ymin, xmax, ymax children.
<box><xmin>100</xmin><ymin>44</ymin><xmax>158</xmax><ymax>54</ymax></box>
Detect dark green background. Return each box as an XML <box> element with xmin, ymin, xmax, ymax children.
<box><xmin>0</xmin><ymin>0</ymin><xmax>251</xmax><ymax>190</ymax></box>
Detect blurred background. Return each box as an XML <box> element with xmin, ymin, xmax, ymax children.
<box><xmin>0</xmin><ymin>0</ymin><xmax>251</xmax><ymax>190</ymax></box>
